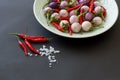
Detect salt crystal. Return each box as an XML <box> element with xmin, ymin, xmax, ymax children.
<box><xmin>54</xmin><ymin>50</ymin><xmax>60</xmax><ymax>54</ymax></box>
<box><xmin>29</xmin><ymin>54</ymin><xmax>33</xmax><ymax>57</ymax></box>
<box><xmin>49</xmin><ymin>63</ymin><xmax>52</xmax><ymax>65</ymax></box>
<box><xmin>28</xmin><ymin>52</ymin><xmax>31</xmax><ymax>55</ymax></box>
<box><xmin>41</xmin><ymin>52</ymin><xmax>47</xmax><ymax>56</ymax></box>
<box><xmin>49</xmin><ymin>66</ymin><xmax>52</xmax><ymax>67</ymax></box>
<box><xmin>43</xmin><ymin>45</ymin><xmax>46</xmax><ymax>48</ymax></box>
<box><xmin>51</xmin><ymin>56</ymin><xmax>55</xmax><ymax>59</ymax></box>
<box><xmin>49</xmin><ymin>59</ymin><xmax>56</xmax><ymax>63</ymax></box>
<box><xmin>48</xmin><ymin>55</ymin><xmax>52</xmax><ymax>60</ymax></box>
<box><xmin>39</xmin><ymin>45</ymin><xmax>60</xmax><ymax>67</ymax></box>
<box><xmin>39</xmin><ymin>48</ymin><xmax>44</xmax><ymax>51</ymax></box>
<box><xmin>35</xmin><ymin>54</ymin><xmax>38</xmax><ymax>57</ymax></box>
<box><xmin>50</xmin><ymin>46</ymin><xmax>54</xmax><ymax>51</ymax></box>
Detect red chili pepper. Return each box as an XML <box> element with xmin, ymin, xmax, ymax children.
<box><xmin>79</xmin><ymin>9</ymin><xmax>84</xmax><ymax>24</ymax></box>
<box><xmin>92</xmin><ymin>10</ymin><xmax>95</xmax><ymax>14</ymax></box>
<box><xmin>9</xmin><ymin>33</ymin><xmax>44</xmax><ymax>39</ymax></box>
<box><xmin>67</xmin><ymin>3</ymin><xmax>83</xmax><ymax>12</ymax></box>
<box><xmin>57</xmin><ymin>0</ymin><xmax>60</xmax><ymax>3</ymax></box>
<box><xmin>27</xmin><ymin>38</ymin><xmax>51</xmax><ymax>43</ymax></box>
<box><xmin>82</xmin><ymin>15</ymin><xmax>85</xmax><ymax>22</ymax></box>
<box><xmin>89</xmin><ymin>0</ymin><xmax>94</xmax><ymax>12</ymax></box>
<box><xmin>68</xmin><ymin>26</ymin><xmax>72</xmax><ymax>35</ymax></box>
<box><xmin>102</xmin><ymin>6</ymin><xmax>107</xmax><ymax>18</ymax></box>
<box><xmin>25</xmin><ymin>35</ymin><xmax>45</xmax><ymax>39</ymax></box>
<box><xmin>51</xmin><ymin>22</ymin><xmax>64</xmax><ymax>32</ymax></box>
<box><xmin>53</xmin><ymin>9</ymin><xmax>60</xmax><ymax>13</ymax></box>
<box><xmin>79</xmin><ymin>16</ymin><xmax>83</xmax><ymax>24</ymax></box>
<box><xmin>9</xmin><ymin>33</ymin><xmax>49</xmax><ymax>42</ymax></box>
<box><xmin>25</xmin><ymin>39</ymin><xmax>40</xmax><ymax>55</ymax></box>
<box><xmin>18</xmin><ymin>38</ymin><xmax>28</xmax><ymax>56</ymax></box>
<box><xmin>60</xmin><ymin>17</ymin><xmax>69</xmax><ymax>21</ymax></box>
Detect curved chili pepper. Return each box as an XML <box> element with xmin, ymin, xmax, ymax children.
<box><xmin>102</xmin><ymin>6</ymin><xmax>107</xmax><ymax>18</ymax></box>
<box><xmin>18</xmin><ymin>38</ymin><xmax>28</xmax><ymax>56</ymax></box>
<box><xmin>89</xmin><ymin>0</ymin><xmax>94</xmax><ymax>12</ymax></box>
<box><xmin>51</xmin><ymin>22</ymin><xmax>64</xmax><ymax>32</ymax></box>
<box><xmin>25</xmin><ymin>39</ymin><xmax>40</xmax><ymax>55</ymax></box>
<box><xmin>67</xmin><ymin>3</ymin><xmax>83</xmax><ymax>12</ymax></box>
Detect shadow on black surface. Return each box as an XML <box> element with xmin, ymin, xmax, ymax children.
<box><xmin>55</xmin><ymin>30</ymin><xmax>112</xmax><ymax>46</ymax></box>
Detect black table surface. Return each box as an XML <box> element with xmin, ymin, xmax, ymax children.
<box><xmin>0</xmin><ymin>0</ymin><xmax>120</xmax><ymax>80</ymax></box>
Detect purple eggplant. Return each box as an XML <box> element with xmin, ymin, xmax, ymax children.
<box><xmin>79</xmin><ymin>0</ymin><xmax>90</xmax><ymax>4</ymax></box>
<box><xmin>85</xmin><ymin>12</ymin><xmax>94</xmax><ymax>21</ymax></box>
<box><xmin>50</xmin><ymin>0</ymin><xmax>58</xmax><ymax>2</ymax></box>
<box><xmin>48</xmin><ymin>2</ymin><xmax>59</xmax><ymax>9</ymax></box>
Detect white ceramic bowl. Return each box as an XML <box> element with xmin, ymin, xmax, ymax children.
<box><xmin>33</xmin><ymin>0</ymin><xmax>119</xmax><ymax>38</ymax></box>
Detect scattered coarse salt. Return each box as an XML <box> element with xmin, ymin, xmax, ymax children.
<box><xmin>49</xmin><ymin>63</ymin><xmax>52</xmax><ymax>65</ymax></box>
<box><xmin>39</xmin><ymin>45</ymin><xmax>60</xmax><ymax>67</ymax></box>
<box><xmin>28</xmin><ymin>52</ymin><xmax>33</xmax><ymax>57</ymax></box>
<box><xmin>29</xmin><ymin>54</ymin><xmax>33</xmax><ymax>57</ymax></box>
<box><xmin>54</xmin><ymin>51</ymin><xmax>60</xmax><ymax>54</ymax></box>
<box><xmin>28</xmin><ymin>52</ymin><xmax>31</xmax><ymax>55</ymax></box>
<box><xmin>35</xmin><ymin>54</ymin><xmax>38</xmax><ymax>57</ymax></box>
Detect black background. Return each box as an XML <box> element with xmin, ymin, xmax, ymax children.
<box><xmin>0</xmin><ymin>0</ymin><xmax>120</xmax><ymax>80</ymax></box>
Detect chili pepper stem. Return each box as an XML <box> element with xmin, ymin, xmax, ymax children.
<box><xmin>8</xmin><ymin>33</ymin><xmax>19</xmax><ymax>36</ymax></box>
<box><xmin>47</xmin><ymin>38</ymin><xmax>53</xmax><ymax>41</ymax></box>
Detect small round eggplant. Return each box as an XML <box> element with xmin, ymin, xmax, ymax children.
<box><xmin>82</xmin><ymin>21</ymin><xmax>92</xmax><ymax>31</ymax></box>
<box><xmin>69</xmin><ymin>15</ymin><xmax>79</xmax><ymax>24</ymax></box>
<box><xmin>59</xmin><ymin>9</ymin><xmax>69</xmax><ymax>17</ymax></box>
<box><xmin>71</xmin><ymin>22</ymin><xmax>81</xmax><ymax>32</ymax></box>
<box><xmin>92</xmin><ymin>17</ymin><xmax>103</xmax><ymax>25</ymax></box>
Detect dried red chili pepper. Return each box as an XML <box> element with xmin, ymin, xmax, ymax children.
<box><xmin>25</xmin><ymin>39</ymin><xmax>40</xmax><ymax>55</ymax></box>
<box><xmin>18</xmin><ymin>38</ymin><xmax>28</xmax><ymax>56</ymax></box>
<box><xmin>67</xmin><ymin>3</ymin><xmax>83</xmax><ymax>12</ymax></box>
<box><xmin>51</xmin><ymin>22</ymin><xmax>64</xmax><ymax>32</ymax></box>
<box><xmin>89</xmin><ymin>0</ymin><xmax>94</xmax><ymax>12</ymax></box>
